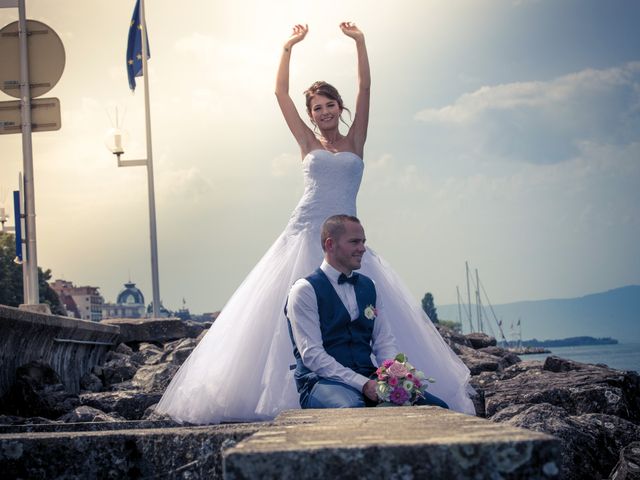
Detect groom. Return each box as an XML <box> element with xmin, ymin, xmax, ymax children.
<box><xmin>286</xmin><ymin>214</ymin><xmax>449</xmax><ymax>409</ymax></box>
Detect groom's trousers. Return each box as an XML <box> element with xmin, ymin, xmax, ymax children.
<box><xmin>303</xmin><ymin>378</ymin><xmax>449</xmax><ymax>409</ymax></box>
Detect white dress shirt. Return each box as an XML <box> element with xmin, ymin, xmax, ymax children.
<box><xmin>287</xmin><ymin>260</ymin><xmax>399</xmax><ymax>392</ymax></box>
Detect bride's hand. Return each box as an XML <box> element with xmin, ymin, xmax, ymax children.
<box><xmin>285</xmin><ymin>24</ymin><xmax>309</xmax><ymax>49</ymax></box>
<box><xmin>340</xmin><ymin>22</ymin><xmax>364</xmax><ymax>41</ymax></box>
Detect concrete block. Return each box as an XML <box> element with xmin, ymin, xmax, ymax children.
<box><xmin>0</xmin><ymin>423</ymin><xmax>262</xmax><ymax>479</ymax></box>
<box><xmin>224</xmin><ymin>407</ymin><xmax>561</xmax><ymax>479</ymax></box>
<box><xmin>0</xmin><ymin>419</ymin><xmax>180</xmax><ymax>434</ymax></box>
<box><xmin>102</xmin><ymin>318</ymin><xmax>201</xmax><ymax>344</ymax></box>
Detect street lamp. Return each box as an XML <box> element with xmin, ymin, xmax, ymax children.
<box><xmin>104</xmin><ymin>127</ymin><xmax>145</xmax><ymax>167</ymax></box>
<box><xmin>104</xmin><ymin>127</ymin><xmax>161</xmax><ymax>318</ymax></box>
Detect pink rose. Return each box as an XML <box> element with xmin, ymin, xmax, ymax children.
<box><xmin>387</xmin><ymin>362</ymin><xmax>409</xmax><ymax>378</ymax></box>
<box><xmin>388</xmin><ymin>376</ymin><xmax>398</xmax><ymax>387</ymax></box>
<box><xmin>382</xmin><ymin>359</ymin><xmax>394</xmax><ymax>369</ymax></box>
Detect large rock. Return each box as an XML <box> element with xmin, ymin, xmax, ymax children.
<box><xmin>0</xmin><ymin>362</ymin><xmax>79</xmax><ymax>419</ymax></box>
<box><xmin>57</xmin><ymin>405</ymin><xmax>124</xmax><ymax>423</ymax></box>
<box><xmin>79</xmin><ymin>390</ymin><xmax>162</xmax><ymax>420</ymax></box>
<box><xmin>491</xmin><ymin>403</ymin><xmax>640</xmax><ymax>480</ymax></box>
<box><xmin>79</xmin><ymin>372</ymin><xmax>104</xmax><ymax>393</ymax></box>
<box><xmin>436</xmin><ymin>325</ymin><xmax>472</xmax><ymax>351</ymax></box>
<box><xmin>131</xmin><ymin>364</ymin><xmax>179</xmax><ymax>393</ymax></box>
<box><xmin>466</xmin><ymin>332</ymin><xmax>497</xmax><ymax>349</ymax></box>
<box><xmin>161</xmin><ymin>338</ymin><xmax>197</xmax><ymax>365</ymax></box>
<box><xmin>478</xmin><ymin>346</ymin><xmax>521</xmax><ymax>367</ymax></box>
<box><xmin>478</xmin><ymin>356</ymin><xmax>639</xmax><ymax>420</ymax></box>
<box><xmin>608</xmin><ymin>441</ymin><xmax>640</xmax><ymax>479</ymax></box>
<box><xmin>457</xmin><ymin>344</ymin><xmax>506</xmax><ymax>375</ymax></box>
<box><xmin>130</xmin><ymin>343</ymin><xmax>164</xmax><ymax>366</ymax></box>
<box><xmin>114</xmin><ymin>342</ymin><xmax>134</xmax><ymax>356</ymax></box>
<box><xmin>165</xmin><ymin>347</ymin><xmax>194</xmax><ymax>366</ymax></box>
<box><xmin>162</xmin><ymin>337</ymin><xmax>197</xmax><ymax>352</ymax></box>
<box><xmin>96</xmin><ymin>356</ymin><xmax>139</xmax><ymax>387</ymax></box>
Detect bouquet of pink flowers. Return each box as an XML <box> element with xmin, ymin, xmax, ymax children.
<box><xmin>375</xmin><ymin>353</ymin><xmax>434</xmax><ymax>406</ymax></box>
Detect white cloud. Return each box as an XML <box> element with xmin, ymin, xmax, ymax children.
<box><xmin>157</xmin><ymin>166</ymin><xmax>213</xmax><ymax>202</ymax></box>
<box><xmin>415</xmin><ymin>62</ymin><xmax>640</xmax><ymax>164</ymax></box>
<box><xmin>417</xmin><ymin>62</ymin><xmax>640</xmax><ymax>124</ymax></box>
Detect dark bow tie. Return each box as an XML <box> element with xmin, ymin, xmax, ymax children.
<box><xmin>338</xmin><ymin>273</ymin><xmax>359</xmax><ymax>285</ymax></box>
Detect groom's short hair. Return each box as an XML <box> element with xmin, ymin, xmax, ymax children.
<box><xmin>321</xmin><ymin>214</ymin><xmax>361</xmax><ymax>251</ymax></box>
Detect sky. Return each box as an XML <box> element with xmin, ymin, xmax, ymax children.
<box><xmin>1</xmin><ymin>0</ymin><xmax>639</xmax><ymax>320</ymax></box>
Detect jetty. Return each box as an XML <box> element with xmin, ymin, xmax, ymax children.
<box><xmin>1</xmin><ymin>304</ymin><xmax>638</xmax><ymax>479</ymax></box>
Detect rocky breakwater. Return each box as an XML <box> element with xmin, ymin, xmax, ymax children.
<box><xmin>1</xmin><ymin>318</ymin><xmax>637</xmax><ymax>479</ymax></box>
<box><xmin>437</xmin><ymin>327</ymin><xmax>640</xmax><ymax>480</ymax></box>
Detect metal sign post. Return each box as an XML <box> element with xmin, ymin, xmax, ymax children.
<box><xmin>17</xmin><ymin>0</ymin><xmax>38</xmax><ymax>304</ymax></box>
<box><xmin>0</xmin><ymin>2</ymin><xmax>65</xmax><ymax>309</ymax></box>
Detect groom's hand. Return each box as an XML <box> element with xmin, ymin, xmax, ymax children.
<box><xmin>362</xmin><ymin>379</ymin><xmax>378</xmax><ymax>402</ymax></box>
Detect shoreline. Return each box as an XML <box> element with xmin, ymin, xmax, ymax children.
<box><xmin>519</xmin><ymin>342</ymin><xmax>640</xmax><ymax>373</ymax></box>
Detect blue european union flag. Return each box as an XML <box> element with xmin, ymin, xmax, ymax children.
<box><xmin>126</xmin><ymin>0</ymin><xmax>150</xmax><ymax>91</ymax></box>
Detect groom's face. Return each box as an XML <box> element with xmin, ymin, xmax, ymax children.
<box><xmin>328</xmin><ymin>220</ymin><xmax>367</xmax><ymax>273</ymax></box>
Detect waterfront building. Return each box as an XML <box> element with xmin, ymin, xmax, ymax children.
<box><xmin>50</xmin><ymin>280</ymin><xmax>104</xmax><ymax>322</ymax></box>
<box><xmin>102</xmin><ymin>281</ymin><xmax>146</xmax><ymax>319</ymax></box>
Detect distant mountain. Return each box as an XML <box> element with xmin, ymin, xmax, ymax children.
<box><xmin>519</xmin><ymin>336</ymin><xmax>618</xmax><ymax>348</ymax></box>
<box><xmin>437</xmin><ymin>285</ymin><xmax>640</xmax><ymax>342</ymax></box>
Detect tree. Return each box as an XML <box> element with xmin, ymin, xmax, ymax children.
<box><xmin>438</xmin><ymin>319</ymin><xmax>462</xmax><ymax>333</ymax></box>
<box><xmin>421</xmin><ymin>292</ymin><xmax>439</xmax><ymax>323</ymax></box>
<box><xmin>0</xmin><ymin>232</ymin><xmax>65</xmax><ymax>315</ymax></box>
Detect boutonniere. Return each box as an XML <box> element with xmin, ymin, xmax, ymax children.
<box><xmin>363</xmin><ymin>304</ymin><xmax>377</xmax><ymax>320</ymax></box>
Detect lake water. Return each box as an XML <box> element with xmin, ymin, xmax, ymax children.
<box><xmin>522</xmin><ymin>342</ymin><xmax>640</xmax><ymax>373</ymax></box>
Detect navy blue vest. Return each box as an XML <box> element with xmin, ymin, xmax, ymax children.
<box><xmin>286</xmin><ymin>268</ymin><xmax>377</xmax><ymax>407</ymax></box>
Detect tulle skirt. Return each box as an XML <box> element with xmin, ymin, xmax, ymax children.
<box><xmin>156</xmin><ymin>225</ymin><xmax>475</xmax><ymax>423</ymax></box>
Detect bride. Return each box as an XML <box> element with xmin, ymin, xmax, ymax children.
<box><xmin>156</xmin><ymin>22</ymin><xmax>475</xmax><ymax>423</ymax></box>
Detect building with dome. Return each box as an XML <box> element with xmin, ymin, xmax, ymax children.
<box><xmin>102</xmin><ymin>281</ymin><xmax>146</xmax><ymax>319</ymax></box>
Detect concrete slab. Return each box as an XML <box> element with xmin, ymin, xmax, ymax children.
<box><xmin>101</xmin><ymin>317</ymin><xmax>202</xmax><ymax>343</ymax></box>
<box><xmin>0</xmin><ymin>423</ymin><xmax>263</xmax><ymax>479</ymax></box>
<box><xmin>0</xmin><ymin>419</ymin><xmax>180</xmax><ymax>434</ymax></box>
<box><xmin>224</xmin><ymin>407</ymin><xmax>561</xmax><ymax>479</ymax></box>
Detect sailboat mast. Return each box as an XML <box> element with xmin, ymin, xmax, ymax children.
<box><xmin>456</xmin><ymin>286</ymin><xmax>462</xmax><ymax>329</ymax></box>
<box><xmin>518</xmin><ymin>317</ymin><xmax>522</xmax><ymax>349</ymax></box>
<box><xmin>476</xmin><ymin>268</ymin><xmax>483</xmax><ymax>333</ymax></box>
<box><xmin>465</xmin><ymin>261</ymin><xmax>473</xmax><ymax>331</ymax></box>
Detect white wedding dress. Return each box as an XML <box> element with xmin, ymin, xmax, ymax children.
<box><xmin>156</xmin><ymin>149</ymin><xmax>475</xmax><ymax>423</ymax></box>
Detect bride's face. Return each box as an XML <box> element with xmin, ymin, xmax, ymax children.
<box><xmin>309</xmin><ymin>94</ymin><xmax>342</xmax><ymax>130</ymax></box>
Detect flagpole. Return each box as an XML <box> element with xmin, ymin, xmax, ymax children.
<box><xmin>138</xmin><ymin>0</ymin><xmax>161</xmax><ymax>318</ymax></box>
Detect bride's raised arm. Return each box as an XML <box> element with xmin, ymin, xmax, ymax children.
<box><xmin>275</xmin><ymin>24</ymin><xmax>316</xmax><ymax>156</ymax></box>
<box><xmin>341</xmin><ymin>22</ymin><xmax>370</xmax><ymax>158</ymax></box>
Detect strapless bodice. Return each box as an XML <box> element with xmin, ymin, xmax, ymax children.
<box><xmin>287</xmin><ymin>149</ymin><xmax>363</xmax><ymax>232</ymax></box>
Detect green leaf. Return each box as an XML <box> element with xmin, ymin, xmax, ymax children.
<box><xmin>395</xmin><ymin>352</ymin><xmax>407</xmax><ymax>363</ymax></box>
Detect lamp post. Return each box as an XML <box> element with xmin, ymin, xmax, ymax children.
<box><xmin>104</xmin><ymin>126</ymin><xmax>161</xmax><ymax>318</ymax></box>
<box><xmin>0</xmin><ymin>207</ymin><xmax>10</xmax><ymax>232</ymax></box>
